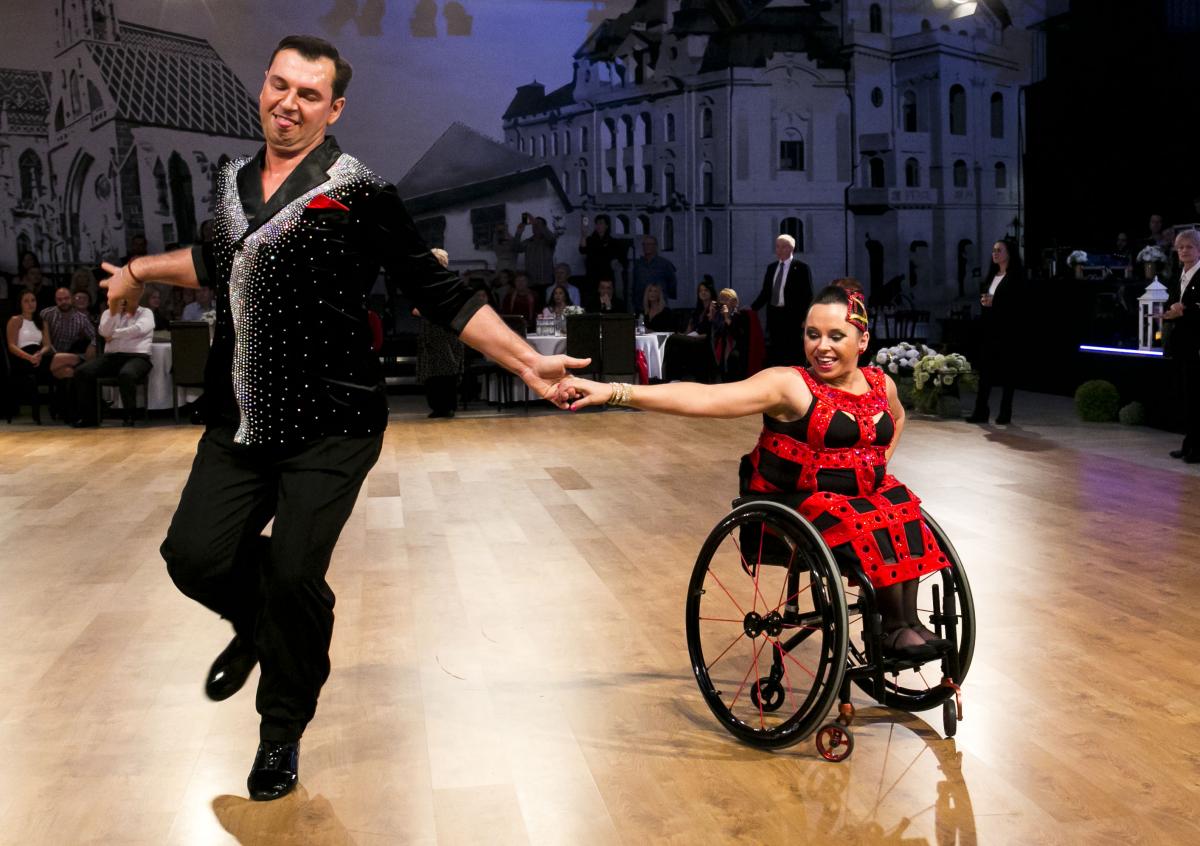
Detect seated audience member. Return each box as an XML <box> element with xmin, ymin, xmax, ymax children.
<box><xmin>74</xmin><ymin>290</ymin><xmax>100</xmax><ymax>328</ymax></box>
<box><xmin>465</xmin><ymin>274</ymin><xmax>497</xmax><ymax>309</ymax></box>
<box><xmin>687</xmin><ymin>275</ymin><xmax>718</xmax><ymax>335</ymax></box>
<box><xmin>71</xmin><ymin>299</ymin><xmax>155</xmax><ymax>427</ymax></box>
<box><xmin>21</xmin><ymin>266</ymin><xmax>56</xmax><ymax>311</ymax></box>
<box><xmin>546</xmin><ymin>263</ymin><xmax>582</xmax><ymax>308</ymax></box>
<box><xmin>6</xmin><ymin>289</ymin><xmax>55</xmax><ymax>422</ymax></box>
<box><xmin>711</xmin><ymin>288</ymin><xmax>764</xmax><ymax>382</ymax></box>
<box><xmin>492</xmin><ymin>269</ymin><xmax>516</xmax><ymax>304</ymax></box>
<box><xmin>42</xmin><ymin>285</ymin><xmax>96</xmax><ymax>376</ymax></box>
<box><xmin>69</xmin><ymin>267</ymin><xmax>98</xmax><ymax>304</ymax></box>
<box><xmin>540</xmin><ymin>284</ymin><xmax>574</xmax><ymax>320</ymax></box>
<box><xmin>592</xmin><ymin>278</ymin><xmax>626</xmax><ymax>314</ymax></box>
<box><xmin>143</xmin><ymin>287</ymin><xmax>171</xmax><ymax>330</ymax></box>
<box><xmin>641</xmin><ymin>283</ymin><xmax>675</xmax><ymax>332</ymax></box>
<box><xmin>182</xmin><ymin>284</ymin><xmax>216</xmax><ymax>321</ymax></box>
<box><xmin>499</xmin><ymin>272</ymin><xmax>538</xmax><ymax>330</ymax></box>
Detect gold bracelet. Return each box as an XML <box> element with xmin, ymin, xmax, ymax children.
<box><xmin>606</xmin><ymin>382</ymin><xmax>633</xmax><ymax>407</ymax></box>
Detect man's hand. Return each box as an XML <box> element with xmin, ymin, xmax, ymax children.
<box><xmin>554</xmin><ymin>375</ymin><xmax>612</xmax><ymax>411</ymax></box>
<box><xmin>516</xmin><ymin>353</ymin><xmax>591</xmax><ymax>408</ymax></box>
<box><xmin>1164</xmin><ymin>302</ymin><xmax>1185</xmax><ymax>320</ymax></box>
<box><xmin>100</xmin><ymin>262</ymin><xmax>142</xmax><ymax>314</ymax></box>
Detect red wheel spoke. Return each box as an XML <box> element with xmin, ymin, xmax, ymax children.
<box><xmin>705</xmin><ymin>630</ymin><xmax>746</xmax><ymax>672</ymax></box>
<box><xmin>778</xmin><ymin>642</ymin><xmax>818</xmax><ymax>680</ymax></box>
<box><xmin>729</xmin><ymin>636</ymin><xmax>768</xmax><ymax>709</ymax></box>
<box><xmin>775</xmin><ymin>544</ymin><xmax>798</xmax><ymax>609</ymax></box>
<box><xmin>750</xmin><ymin>634</ymin><xmax>766</xmax><ymax>729</ymax></box>
<box><xmin>731</xmin><ymin>533</ymin><xmax>771</xmax><ymax>616</ymax></box>
<box><xmin>699</xmin><ymin>616</ymin><xmax>747</xmax><ymax>624</ymax></box>
<box><xmin>705</xmin><ymin>567</ymin><xmax>746</xmax><ymax>617</ymax></box>
<box><xmin>767</xmin><ymin>581</ymin><xmax>814</xmax><ymax>617</ymax></box>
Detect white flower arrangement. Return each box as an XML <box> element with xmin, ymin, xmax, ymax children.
<box><xmin>874</xmin><ymin>342</ymin><xmax>932</xmax><ymax>376</ymax></box>
<box><xmin>1137</xmin><ymin>245</ymin><xmax>1166</xmax><ymax>263</ymax></box>
<box><xmin>1066</xmin><ymin>250</ymin><xmax>1089</xmax><ymax>266</ymax></box>
<box><xmin>912</xmin><ymin>352</ymin><xmax>977</xmax><ymax>414</ymax></box>
<box><xmin>562</xmin><ymin>305</ymin><xmax>585</xmax><ymax>316</ymax></box>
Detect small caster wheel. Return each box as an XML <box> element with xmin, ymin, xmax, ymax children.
<box><xmin>815</xmin><ymin>722</ymin><xmax>855</xmax><ymax>762</ymax></box>
<box><xmin>750</xmin><ymin>677</ymin><xmax>785</xmax><ymax>712</ymax></box>
<box><xmin>942</xmin><ymin>699</ymin><xmax>957</xmax><ymax>737</ymax></box>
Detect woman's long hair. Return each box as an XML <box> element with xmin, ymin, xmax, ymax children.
<box><xmin>17</xmin><ymin>288</ymin><xmax>44</xmax><ymax>329</ymax></box>
<box><xmin>984</xmin><ymin>238</ymin><xmax>1024</xmax><ymax>288</ymax></box>
<box><xmin>549</xmin><ymin>284</ymin><xmax>573</xmax><ymax>307</ymax></box>
<box><xmin>693</xmin><ymin>275</ymin><xmax>717</xmax><ymax>316</ymax></box>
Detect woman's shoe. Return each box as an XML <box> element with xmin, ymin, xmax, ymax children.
<box><xmin>881</xmin><ymin>627</ymin><xmax>939</xmax><ymax>661</ymax></box>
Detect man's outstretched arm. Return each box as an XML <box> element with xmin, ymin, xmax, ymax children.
<box><xmin>99</xmin><ymin>248</ymin><xmax>201</xmax><ymax>313</ymax></box>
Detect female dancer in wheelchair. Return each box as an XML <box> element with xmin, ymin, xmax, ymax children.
<box><xmin>557</xmin><ymin>283</ymin><xmax>950</xmax><ymax>661</ymax></box>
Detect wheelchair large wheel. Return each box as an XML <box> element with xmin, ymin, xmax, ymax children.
<box><xmin>848</xmin><ymin>509</ymin><xmax>975</xmax><ymax>713</ymax></box>
<box><xmin>686</xmin><ymin>501</ymin><xmax>849</xmax><ymax>749</ymax></box>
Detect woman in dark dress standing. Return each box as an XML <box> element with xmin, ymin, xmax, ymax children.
<box><xmin>967</xmin><ymin>239</ymin><xmax>1025</xmax><ymax>425</ymax></box>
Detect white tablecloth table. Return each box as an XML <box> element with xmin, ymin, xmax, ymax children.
<box><xmin>483</xmin><ymin>332</ymin><xmax>672</xmax><ymax>403</ymax></box>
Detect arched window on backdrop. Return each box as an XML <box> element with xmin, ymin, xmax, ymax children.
<box><xmin>780</xmin><ymin>217</ymin><xmax>804</xmax><ymax>252</ymax></box>
<box><xmin>953</xmin><ymin>159</ymin><xmax>968</xmax><ymax>188</ymax></box>
<box><xmin>904</xmin><ymin>157</ymin><xmax>920</xmax><ymax>188</ymax></box>
<box><xmin>949</xmin><ymin>85</ymin><xmax>967</xmax><ymax>135</ymax></box>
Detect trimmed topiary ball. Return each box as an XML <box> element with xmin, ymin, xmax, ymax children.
<box><xmin>1074</xmin><ymin>380</ymin><xmax>1120</xmax><ymax>422</ymax></box>
<box><xmin>1118</xmin><ymin>401</ymin><xmax>1146</xmax><ymax>426</ymax></box>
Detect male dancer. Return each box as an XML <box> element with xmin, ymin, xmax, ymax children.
<box><xmin>100</xmin><ymin>35</ymin><xmax>586</xmax><ymax>800</ymax></box>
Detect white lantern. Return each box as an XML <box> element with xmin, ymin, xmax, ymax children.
<box><xmin>1138</xmin><ymin>276</ymin><xmax>1168</xmax><ymax>350</ymax></box>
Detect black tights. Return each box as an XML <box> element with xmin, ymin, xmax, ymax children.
<box><xmin>875</xmin><ymin>579</ymin><xmax>941</xmax><ymax>651</ymax></box>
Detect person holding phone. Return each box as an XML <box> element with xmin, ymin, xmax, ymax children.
<box><xmin>515</xmin><ymin>212</ymin><xmax>557</xmax><ymax>289</ymax></box>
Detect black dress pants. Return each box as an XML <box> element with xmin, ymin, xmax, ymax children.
<box><xmin>1181</xmin><ymin>355</ymin><xmax>1200</xmax><ymax>457</ymax></box>
<box><xmin>73</xmin><ymin>352</ymin><xmax>151</xmax><ymax>423</ymax></box>
<box><xmin>161</xmin><ymin>426</ymin><xmax>383</xmax><ymax>742</ymax></box>
<box><xmin>971</xmin><ymin>369</ymin><xmax>1015</xmax><ymax>422</ymax></box>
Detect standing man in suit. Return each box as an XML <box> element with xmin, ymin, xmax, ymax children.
<box><xmin>751</xmin><ymin>234</ymin><xmax>813</xmax><ymax>366</ymax></box>
<box><xmin>1165</xmin><ymin>227</ymin><xmax>1200</xmax><ymax>462</ymax></box>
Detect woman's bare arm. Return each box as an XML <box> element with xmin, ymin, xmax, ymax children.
<box><xmin>559</xmin><ymin>367</ymin><xmax>810</xmax><ymax>420</ymax></box>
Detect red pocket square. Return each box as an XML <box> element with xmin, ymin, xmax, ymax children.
<box><xmin>307</xmin><ymin>194</ymin><xmax>349</xmax><ymax>211</ymax></box>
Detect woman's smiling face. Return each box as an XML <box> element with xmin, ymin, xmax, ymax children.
<box><xmin>804</xmin><ymin>302</ymin><xmax>867</xmax><ymax>381</ymax></box>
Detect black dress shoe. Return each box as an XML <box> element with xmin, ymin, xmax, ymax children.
<box><xmin>994</xmin><ymin>414</ymin><xmax>1011</xmax><ymax>425</ymax></box>
<box><xmin>247</xmin><ymin>740</ymin><xmax>299</xmax><ymax>801</ymax></box>
<box><xmin>1186</xmin><ymin>454</ymin><xmax>1200</xmax><ymax>465</ymax></box>
<box><xmin>964</xmin><ymin>414</ymin><xmax>988</xmax><ymax>424</ymax></box>
<box><xmin>70</xmin><ymin>420</ymin><xmax>99</xmax><ymax>428</ymax></box>
<box><xmin>1170</xmin><ymin>449</ymin><xmax>1186</xmax><ymax>459</ymax></box>
<box><xmin>205</xmin><ymin>635</ymin><xmax>257</xmax><ymax>701</ymax></box>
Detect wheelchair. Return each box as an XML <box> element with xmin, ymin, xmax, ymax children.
<box><xmin>685</xmin><ymin>497</ymin><xmax>975</xmax><ymax>762</ymax></box>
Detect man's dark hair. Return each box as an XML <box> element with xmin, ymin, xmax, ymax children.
<box><xmin>270</xmin><ymin>35</ymin><xmax>354</xmax><ymax>99</ymax></box>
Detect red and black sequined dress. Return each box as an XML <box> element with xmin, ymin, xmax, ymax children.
<box><xmin>742</xmin><ymin>366</ymin><xmax>950</xmax><ymax>589</ymax></box>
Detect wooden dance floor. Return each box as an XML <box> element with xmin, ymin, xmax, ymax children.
<box><xmin>1</xmin><ymin>399</ymin><xmax>1198</xmax><ymax>844</ymax></box>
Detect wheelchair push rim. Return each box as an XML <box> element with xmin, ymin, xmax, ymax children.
<box><xmin>848</xmin><ymin>508</ymin><xmax>976</xmax><ymax>712</ymax></box>
<box><xmin>686</xmin><ymin>501</ymin><xmax>849</xmax><ymax>749</ymax></box>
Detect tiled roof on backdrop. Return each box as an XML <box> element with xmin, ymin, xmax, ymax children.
<box><xmin>87</xmin><ymin>22</ymin><xmax>261</xmax><ymax>140</ymax></box>
<box><xmin>0</xmin><ymin>69</ymin><xmax>51</xmax><ymax>135</ymax></box>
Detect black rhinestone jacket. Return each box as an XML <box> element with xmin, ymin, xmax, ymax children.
<box><xmin>192</xmin><ymin>137</ymin><xmax>482</xmax><ymax>448</ymax></box>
